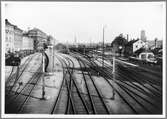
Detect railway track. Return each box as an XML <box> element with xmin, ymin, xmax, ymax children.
<box><xmin>61</xmin><ymin>54</ymin><xmax>111</xmax><ymax>114</ymax></box>
<box><xmin>70</xmin><ymin>52</ymin><xmax>162</xmax><ymax>114</ymax></box>
<box><xmin>5</xmin><ymin>54</ymin><xmax>38</xmax><ymax>84</ymax></box>
<box><xmin>6</xmin><ymin>53</ymin><xmax>40</xmax><ymax>94</ymax></box>
<box><xmin>5</xmin><ymin>54</ymin><xmax>43</xmax><ymax>113</ymax></box>
<box><xmin>76</xmin><ymin>57</ymin><xmax>111</xmax><ymax>114</ymax></box>
<box><xmin>54</xmin><ymin>54</ymin><xmax>89</xmax><ymax>114</ymax></box>
<box><xmin>95</xmin><ymin>58</ymin><xmax>162</xmax><ymax>98</ymax></box>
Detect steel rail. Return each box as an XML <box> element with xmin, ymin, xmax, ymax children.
<box><xmin>7</xmin><ymin>54</ymin><xmax>39</xmax><ymax>94</ymax></box>
<box><xmin>93</xmin><ymin>55</ymin><xmax>162</xmax><ymax>99</ymax></box>
<box><xmin>54</xmin><ymin>55</ymin><xmax>76</xmax><ymax>114</ymax></box>
<box><xmin>6</xmin><ymin>54</ymin><xmax>36</xmax><ymax>85</ymax></box>
<box><xmin>64</xmin><ymin>56</ymin><xmax>89</xmax><ymax>114</ymax></box>
<box><xmin>6</xmin><ymin>61</ymin><xmax>43</xmax><ymax>110</ymax></box>
<box><xmin>59</xmin><ymin>54</ymin><xmax>90</xmax><ymax>114</ymax></box>
<box><xmin>71</xmin><ymin>52</ymin><xmax>138</xmax><ymax>114</ymax></box>
<box><xmin>74</xmin><ymin>52</ymin><xmax>160</xmax><ymax>114</ymax></box>
<box><xmin>50</xmin><ymin>56</ymin><xmax>67</xmax><ymax>114</ymax></box>
<box><xmin>77</xmin><ymin>56</ymin><xmax>111</xmax><ymax>114</ymax></box>
<box><xmin>96</xmin><ymin>58</ymin><xmax>162</xmax><ymax>100</ymax></box>
<box><xmin>76</xmin><ymin>57</ymin><xmax>97</xmax><ymax>114</ymax></box>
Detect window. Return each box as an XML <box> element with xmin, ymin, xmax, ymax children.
<box><xmin>141</xmin><ymin>54</ymin><xmax>146</xmax><ymax>60</ymax></box>
<box><xmin>148</xmin><ymin>54</ymin><xmax>154</xmax><ymax>59</ymax></box>
<box><xmin>136</xmin><ymin>45</ymin><xmax>138</xmax><ymax>48</ymax></box>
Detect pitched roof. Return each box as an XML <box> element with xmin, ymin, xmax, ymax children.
<box><xmin>126</xmin><ymin>39</ymin><xmax>138</xmax><ymax>46</ymax></box>
<box><xmin>5</xmin><ymin>19</ymin><xmax>15</xmax><ymax>27</ymax></box>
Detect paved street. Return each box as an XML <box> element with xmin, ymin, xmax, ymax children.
<box><xmin>5</xmin><ymin>49</ymin><xmax>162</xmax><ymax>114</ymax></box>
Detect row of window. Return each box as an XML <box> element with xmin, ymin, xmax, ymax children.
<box><xmin>6</xmin><ymin>30</ymin><xmax>22</xmax><ymax>35</ymax></box>
<box><xmin>135</xmin><ymin>44</ymin><xmax>145</xmax><ymax>48</ymax></box>
<box><xmin>6</xmin><ymin>37</ymin><xmax>13</xmax><ymax>42</ymax></box>
<box><xmin>6</xmin><ymin>30</ymin><xmax>14</xmax><ymax>34</ymax></box>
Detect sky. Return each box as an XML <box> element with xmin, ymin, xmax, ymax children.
<box><xmin>3</xmin><ymin>2</ymin><xmax>166</xmax><ymax>44</ymax></box>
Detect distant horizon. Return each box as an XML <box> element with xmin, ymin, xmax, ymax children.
<box><xmin>2</xmin><ymin>2</ymin><xmax>166</xmax><ymax>43</ymax></box>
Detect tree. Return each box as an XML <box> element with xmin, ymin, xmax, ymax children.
<box><xmin>111</xmin><ymin>34</ymin><xmax>128</xmax><ymax>55</ymax></box>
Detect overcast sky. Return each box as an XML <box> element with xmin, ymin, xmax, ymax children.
<box><xmin>3</xmin><ymin>2</ymin><xmax>166</xmax><ymax>44</ymax></box>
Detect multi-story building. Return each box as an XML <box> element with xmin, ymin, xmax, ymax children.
<box><xmin>14</xmin><ymin>26</ymin><xmax>23</xmax><ymax>51</ymax></box>
<box><xmin>27</xmin><ymin>28</ymin><xmax>48</xmax><ymax>50</ymax></box>
<box><xmin>5</xmin><ymin>19</ymin><xmax>15</xmax><ymax>53</ymax></box>
<box><xmin>5</xmin><ymin>19</ymin><xmax>23</xmax><ymax>53</ymax></box>
<box><xmin>22</xmin><ymin>33</ymin><xmax>34</xmax><ymax>50</ymax></box>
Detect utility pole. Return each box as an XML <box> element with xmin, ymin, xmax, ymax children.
<box><xmin>112</xmin><ymin>54</ymin><xmax>116</xmax><ymax>99</ymax></box>
<box><xmin>53</xmin><ymin>39</ymin><xmax>55</xmax><ymax>70</ymax></box>
<box><xmin>102</xmin><ymin>26</ymin><xmax>105</xmax><ymax>68</ymax></box>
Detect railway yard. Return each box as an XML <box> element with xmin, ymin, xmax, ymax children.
<box><xmin>5</xmin><ymin>49</ymin><xmax>162</xmax><ymax>114</ymax></box>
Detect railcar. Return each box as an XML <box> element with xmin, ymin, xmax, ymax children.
<box><xmin>129</xmin><ymin>52</ymin><xmax>157</xmax><ymax>65</ymax></box>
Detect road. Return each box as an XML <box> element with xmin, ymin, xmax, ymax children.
<box><xmin>5</xmin><ymin>51</ymin><xmax>162</xmax><ymax>114</ymax></box>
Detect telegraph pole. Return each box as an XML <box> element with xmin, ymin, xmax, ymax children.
<box><xmin>102</xmin><ymin>26</ymin><xmax>105</xmax><ymax>68</ymax></box>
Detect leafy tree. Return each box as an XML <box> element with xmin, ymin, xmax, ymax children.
<box><xmin>111</xmin><ymin>34</ymin><xmax>128</xmax><ymax>47</ymax></box>
<box><xmin>111</xmin><ymin>34</ymin><xmax>128</xmax><ymax>54</ymax></box>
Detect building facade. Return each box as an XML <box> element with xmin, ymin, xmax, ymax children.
<box><xmin>5</xmin><ymin>19</ymin><xmax>23</xmax><ymax>53</ymax></box>
<box><xmin>27</xmin><ymin>28</ymin><xmax>48</xmax><ymax>50</ymax></box>
<box><xmin>14</xmin><ymin>26</ymin><xmax>23</xmax><ymax>51</ymax></box>
<box><xmin>125</xmin><ymin>39</ymin><xmax>146</xmax><ymax>56</ymax></box>
<box><xmin>5</xmin><ymin>19</ymin><xmax>15</xmax><ymax>53</ymax></box>
<box><xmin>133</xmin><ymin>39</ymin><xmax>146</xmax><ymax>52</ymax></box>
<box><xmin>22</xmin><ymin>34</ymin><xmax>34</xmax><ymax>50</ymax></box>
